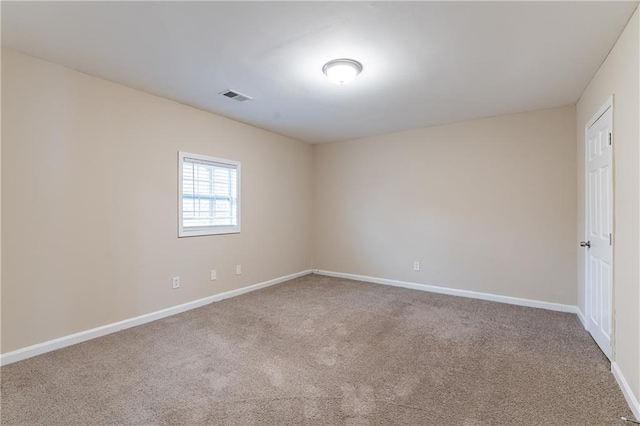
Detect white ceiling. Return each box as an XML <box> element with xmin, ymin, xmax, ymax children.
<box><xmin>2</xmin><ymin>1</ymin><xmax>638</xmax><ymax>143</ymax></box>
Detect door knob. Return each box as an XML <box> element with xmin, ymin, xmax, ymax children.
<box><xmin>580</xmin><ymin>241</ymin><xmax>591</xmax><ymax>249</ymax></box>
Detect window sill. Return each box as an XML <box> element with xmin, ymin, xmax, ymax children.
<box><xmin>178</xmin><ymin>226</ymin><xmax>241</xmax><ymax>237</ymax></box>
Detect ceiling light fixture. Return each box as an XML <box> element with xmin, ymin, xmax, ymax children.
<box><xmin>322</xmin><ymin>58</ymin><xmax>363</xmax><ymax>85</ymax></box>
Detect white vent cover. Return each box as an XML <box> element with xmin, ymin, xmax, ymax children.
<box><xmin>219</xmin><ymin>90</ymin><xmax>253</xmax><ymax>102</ymax></box>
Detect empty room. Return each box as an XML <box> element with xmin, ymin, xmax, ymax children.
<box><xmin>1</xmin><ymin>1</ymin><xmax>640</xmax><ymax>425</ymax></box>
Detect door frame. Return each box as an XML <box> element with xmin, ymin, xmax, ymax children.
<box><xmin>583</xmin><ymin>95</ymin><xmax>614</xmax><ymax>358</ymax></box>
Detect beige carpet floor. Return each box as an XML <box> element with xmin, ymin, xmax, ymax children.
<box><xmin>1</xmin><ymin>274</ymin><xmax>633</xmax><ymax>425</ymax></box>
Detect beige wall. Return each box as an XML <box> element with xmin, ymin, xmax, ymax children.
<box><xmin>0</xmin><ymin>38</ymin><xmax>3</xmax><ymax>355</ymax></box>
<box><xmin>314</xmin><ymin>106</ymin><xmax>577</xmax><ymax>306</ymax></box>
<box><xmin>576</xmin><ymin>8</ymin><xmax>640</xmax><ymax>405</ymax></box>
<box><xmin>1</xmin><ymin>49</ymin><xmax>314</xmax><ymax>353</ymax></box>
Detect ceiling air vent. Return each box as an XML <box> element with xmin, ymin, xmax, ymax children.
<box><xmin>219</xmin><ymin>89</ymin><xmax>253</xmax><ymax>102</ymax></box>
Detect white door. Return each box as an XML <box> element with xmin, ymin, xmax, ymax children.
<box><xmin>584</xmin><ymin>101</ymin><xmax>613</xmax><ymax>360</ymax></box>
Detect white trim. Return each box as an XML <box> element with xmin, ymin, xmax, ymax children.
<box><xmin>313</xmin><ymin>270</ymin><xmax>578</xmax><ymax>313</ymax></box>
<box><xmin>0</xmin><ymin>270</ymin><xmax>312</xmax><ymax>366</ymax></box>
<box><xmin>612</xmin><ymin>362</ymin><xmax>640</xmax><ymax>420</ymax></box>
<box><xmin>586</xmin><ymin>95</ymin><xmax>613</xmax><ymax>130</ymax></box>
<box><xmin>178</xmin><ymin>151</ymin><xmax>241</xmax><ymax>238</ymax></box>
<box><xmin>575</xmin><ymin>307</ymin><xmax>587</xmax><ymax>329</ymax></box>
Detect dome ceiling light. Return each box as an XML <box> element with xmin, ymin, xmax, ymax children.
<box><xmin>322</xmin><ymin>58</ymin><xmax>363</xmax><ymax>85</ymax></box>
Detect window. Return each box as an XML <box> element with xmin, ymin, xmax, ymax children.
<box><xmin>178</xmin><ymin>152</ymin><xmax>240</xmax><ymax>237</ymax></box>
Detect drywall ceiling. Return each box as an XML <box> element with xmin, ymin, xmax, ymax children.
<box><xmin>2</xmin><ymin>1</ymin><xmax>637</xmax><ymax>143</ymax></box>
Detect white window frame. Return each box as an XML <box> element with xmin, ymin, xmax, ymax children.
<box><xmin>178</xmin><ymin>151</ymin><xmax>241</xmax><ymax>237</ymax></box>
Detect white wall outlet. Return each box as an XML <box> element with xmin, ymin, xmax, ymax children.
<box><xmin>172</xmin><ymin>276</ymin><xmax>180</xmax><ymax>289</ymax></box>
<box><xmin>413</xmin><ymin>261</ymin><xmax>420</xmax><ymax>271</ymax></box>
<box><xmin>235</xmin><ymin>264</ymin><xmax>242</xmax><ymax>275</ymax></box>
<box><xmin>210</xmin><ymin>270</ymin><xmax>217</xmax><ymax>281</ymax></box>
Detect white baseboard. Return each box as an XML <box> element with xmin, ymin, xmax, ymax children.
<box><xmin>574</xmin><ymin>307</ymin><xmax>587</xmax><ymax>329</ymax></box>
<box><xmin>0</xmin><ymin>269</ymin><xmax>312</xmax><ymax>366</ymax></box>
<box><xmin>313</xmin><ymin>270</ymin><xmax>578</xmax><ymax>313</ymax></box>
<box><xmin>612</xmin><ymin>362</ymin><xmax>640</xmax><ymax>420</ymax></box>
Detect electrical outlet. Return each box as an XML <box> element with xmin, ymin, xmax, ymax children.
<box><xmin>210</xmin><ymin>270</ymin><xmax>217</xmax><ymax>281</ymax></box>
<box><xmin>172</xmin><ymin>276</ymin><xmax>180</xmax><ymax>289</ymax></box>
<box><xmin>236</xmin><ymin>265</ymin><xmax>242</xmax><ymax>275</ymax></box>
<box><xmin>413</xmin><ymin>261</ymin><xmax>420</xmax><ymax>271</ymax></box>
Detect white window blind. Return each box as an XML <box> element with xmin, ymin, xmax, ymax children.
<box><xmin>179</xmin><ymin>152</ymin><xmax>240</xmax><ymax>237</ymax></box>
